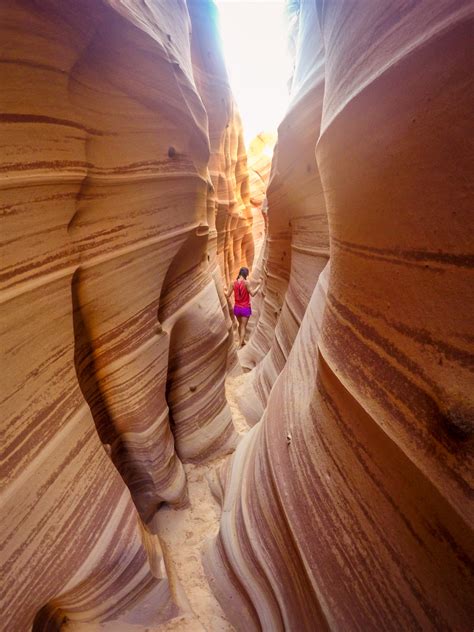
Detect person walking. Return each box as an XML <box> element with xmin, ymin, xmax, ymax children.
<box><xmin>225</xmin><ymin>267</ymin><xmax>260</xmax><ymax>348</ymax></box>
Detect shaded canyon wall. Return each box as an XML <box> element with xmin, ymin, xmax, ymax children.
<box><xmin>0</xmin><ymin>0</ymin><xmax>259</xmax><ymax>629</ymax></box>
<box><xmin>205</xmin><ymin>1</ymin><xmax>474</xmax><ymax>630</ymax></box>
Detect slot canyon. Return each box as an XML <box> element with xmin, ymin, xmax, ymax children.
<box><xmin>1</xmin><ymin>0</ymin><xmax>473</xmax><ymax>630</ymax></box>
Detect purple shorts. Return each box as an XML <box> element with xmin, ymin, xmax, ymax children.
<box><xmin>234</xmin><ymin>305</ymin><xmax>252</xmax><ymax>318</ymax></box>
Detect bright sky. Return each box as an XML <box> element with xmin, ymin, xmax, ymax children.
<box><xmin>215</xmin><ymin>0</ymin><xmax>291</xmax><ymax>146</ymax></box>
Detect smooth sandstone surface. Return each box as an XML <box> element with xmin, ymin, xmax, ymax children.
<box><xmin>238</xmin><ymin>134</ymin><xmax>274</xmax><ymax>342</ymax></box>
<box><xmin>206</xmin><ymin>1</ymin><xmax>474</xmax><ymax>630</ymax></box>
<box><xmin>239</xmin><ymin>0</ymin><xmax>329</xmax><ymax>423</ymax></box>
<box><xmin>0</xmin><ymin>0</ymin><xmax>259</xmax><ymax>629</ymax></box>
<box><xmin>187</xmin><ymin>0</ymin><xmax>264</xmax><ymax>369</ymax></box>
<box><xmin>2</xmin><ymin>0</ymin><xmax>474</xmax><ymax>630</ymax></box>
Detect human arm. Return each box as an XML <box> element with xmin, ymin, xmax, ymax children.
<box><xmin>246</xmin><ymin>280</ymin><xmax>261</xmax><ymax>297</ymax></box>
<box><xmin>225</xmin><ymin>283</ymin><xmax>234</xmax><ymax>299</ymax></box>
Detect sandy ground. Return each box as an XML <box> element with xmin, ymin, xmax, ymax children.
<box><xmin>153</xmin><ymin>370</ymin><xmax>250</xmax><ymax>632</ymax></box>
<box><xmin>65</xmin><ymin>367</ymin><xmax>250</xmax><ymax>632</ymax></box>
<box><xmin>154</xmin><ymin>460</ymin><xmax>232</xmax><ymax>632</ymax></box>
<box><xmin>225</xmin><ymin>369</ymin><xmax>251</xmax><ymax>435</ymax></box>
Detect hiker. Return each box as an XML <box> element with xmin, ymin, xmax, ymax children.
<box><xmin>225</xmin><ymin>267</ymin><xmax>261</xmax><ymax>348</ymax></box>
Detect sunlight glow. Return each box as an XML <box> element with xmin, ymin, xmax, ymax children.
<box><xmin>215</xmin><ymin>0</ymin><xmax>291</xmax><ymax>147</ymax></box>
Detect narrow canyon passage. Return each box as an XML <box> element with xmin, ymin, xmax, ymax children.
<box><xmin>1</xmin><ymin>1</ymin><xmax>473</xmax><ymax>632</ymax></box>
<box><xmin>152</xmin><ymin>370</ymin><xmax>250</xmax><ymax>632</ymax></box>
<box><xmin>68</xmin><ymin>366</ymin><xmax>250</xmax><ymax>632</ymax></box>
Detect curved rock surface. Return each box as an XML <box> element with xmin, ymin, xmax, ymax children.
<box><xmin>238</xmin><ymin>134</ymin><xmax>274</xmax><ymax>341</ymax></box>
<box><xmin>239</xmin><ymin>0</ymin><xmax>329</xmax><ymax>423</ymax></box>
<box><xmin>187</xmin><ymin>0</ymin><xmax>264</xmax><ymax>373</ymax></box>
<box><xmin>206</xmin><ymin>1</ymin><xmax>474</xmax><ymax>630</ymax></box>
<box><xmin>0</xmin><ymin>0</ymin><xmax>256</xmax><ymax>628</ymax></box>
<box><xmin>247</xmin><ymin>133</ymin><xmax>275</xmax><ymax>211</ymax></box>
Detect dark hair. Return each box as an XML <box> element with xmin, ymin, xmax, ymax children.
<box><xmin>237</xmin><ymin>267</ymin><xmax>249</xmax><ymax>280</ymax></box>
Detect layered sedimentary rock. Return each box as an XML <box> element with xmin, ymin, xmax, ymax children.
<box><xmin>186</xmin><ymin>0</ymin><xmax>264</xmax><ymax>372</ymax></box>
<box><xmin>206</xmin><ymin>1</ymin><xmax>474</xmax><ymax>630</ymax></box>
<box><xmin>239</xmin><ymin>2</ymin><xmax>329</xmax><ymax>423</ymax></box>
<box><xmin>0</xmin><ymin>0</ymin><xmax>255</xmax><ymax>628</ymax></box>
<box><xmin>240</xmin><ymin>134</ymin><xmax>275</xmax><ymax>340</ymax></box>
<box><xmin>245</xmin><ymin>134</ymin><xmax>270</xmax><ymax>290</ymax></box>
<box><xmin>247</xmin><ymin>133</ymin><xmax>275</xmax><ymax>210</ymax></box>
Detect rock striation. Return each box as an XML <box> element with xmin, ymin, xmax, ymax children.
<box><xmin>0</xmin><ymin>0</ymin><xmax>259</xmax><ymax>629</ymax></box>
<box><xmin>205</xmin><ymin>1</ymin><xmax>474</xmax><ymax>630</ymax></box>
<box><xmin>239</xmin><ymin>133</ymin><xmax>274</xmax><ymax>341</ymax></box>
<box><xmin>239</xmin><ymin>1</ymin><xmax>329</xmax><ymax>423</ymax></box>
<box><xmin>247</xmin><ymin>133</ymin><xmax>275</xmax><ymax>211</ymax></box>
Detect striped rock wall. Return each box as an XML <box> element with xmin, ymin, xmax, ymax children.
<box><xmin>247</xmin><ymin>133</ymin><xmax>275</xmax><ymax>211</ymax></box>
<box><xmin>187</xmin><ymin>0</ymin><xmax>265</xmax><ymax>369</ymax></box>
<box><xmin>239</xmin><ymin>0</ymin><xmax>329</xmax><ymax>423</ymax></box>
<box><xmin>245</xmin><ymin>133</ymin><xmax>275</xmax><ymax>338</ymax></box>
<box><xmin>205</xmin><ymin>1</ymin><xmax>474</xmax><ymax>629</ymax></box>
<box><xmin>186</xmin><ymin>0</ymin><xmax>265</xmax><ymax>373</ymax></box>
<box><xmin>0</xmin><ymin>0</ymin><xmax>257</xmax><ymax>628</ymax></box>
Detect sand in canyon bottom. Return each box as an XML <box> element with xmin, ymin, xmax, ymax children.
<box><xmin>64</xmin><ymin>368</ymin><xmax>250</xmax><ymax>632</ymax></box>
<box><xmin>154</xmin><ymin>370</ymin><xmax>250</xmax><ymax>631</ymax></box>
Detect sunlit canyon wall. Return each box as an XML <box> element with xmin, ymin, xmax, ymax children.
<box><xmin>239</xmin><ymin>3</ymin><xmax>329</xmax><ymax>423</ymax></box>
<box><xmin>241</xmin><ymin>133</ymin><xmax>275</xmax><ymax>339</ymax></box>
<box><xmin>0</xmin><ymin>0</ymin><xmax>259</xmax><ymax>629</ymax></box>
<box><xmin>205</xmin><ymin>1</ymin><xmax>474</xmax><ymax>630</ymax></box>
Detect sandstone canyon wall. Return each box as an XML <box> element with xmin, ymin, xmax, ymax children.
<box><xmin>0</xmin><ymin>1</ymin><xmax>259</xmax><ymax>629</ymax></box>
<box><xmin>239</xmin><ymin>0</ymin><xmax>329</xmax><ymax>423</ymax></box>
<box><xmin>205</xmin><ymin>1</ymin><xmax>474</xmax><ymax>630</ymax></box>
<box><xmin>239</xmin><ymin>133</ymin><xmax>275</xmax><ymax>341</ymax></box>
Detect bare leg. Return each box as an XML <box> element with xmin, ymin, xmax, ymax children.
<box><xmin>239</xmin><ymin>316</ymin><xmax>249</xmax><ymax>348</ymax></box>
<box><xmin>236</xmin><ymin>315</ymin><xmax>242</xmax><ymax>346</ymax></box>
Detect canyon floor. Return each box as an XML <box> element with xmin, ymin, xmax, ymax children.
<box><xmin>154</xmin><ymin>368</ymin><xmax>249</xmax><ymax>632</ymax></box>
<box><xmin>67</xmin><ymin>367</ymin><xmax>250</xmax><ymax>632</ymax></box>
<box><xmin>64</xmin><ymin>367</ymin><xmax>250</xmax><ymax>632</ymax></box>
